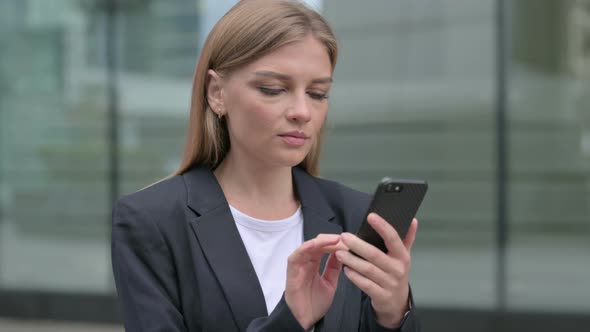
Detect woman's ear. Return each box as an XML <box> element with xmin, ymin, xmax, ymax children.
<box><xmin>206</xmin><ymin>69</ymin><xmax>224</xmax><ymax>114</ymax></box>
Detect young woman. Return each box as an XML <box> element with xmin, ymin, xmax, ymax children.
<box><xmin>111</xmin><ymin>1</ymin><xmax>420</xmax><ymax>331</ymax></box>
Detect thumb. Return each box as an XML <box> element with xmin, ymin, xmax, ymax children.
<box><xmin>403</xmin><ymin>218</ymin><xmax>418</xmax><ymax>252</ymax></box>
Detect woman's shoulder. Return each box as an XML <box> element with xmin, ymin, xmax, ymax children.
<box><xmin>111</xmin><ymin>175</ymin><xmax>189</xmax><ymax>248</ymax></box>
<box><xmin>114</xmin><ymin>174</ymin><xmax>187</xmax><ymax>220</ymax></box>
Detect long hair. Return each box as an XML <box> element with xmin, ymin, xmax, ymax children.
<box><xmin>174</xmin><ymin>0</ymin><xmax>338</xmax><ymax>176</ymax></box>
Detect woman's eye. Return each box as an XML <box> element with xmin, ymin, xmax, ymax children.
<box><xmin>258</xmin><ymin>87</ymin><xmax>284</xmax><ymax>96</ymax></box>
<box><xmin>308</xmin><ymin>91</ymin><xmax>328</xmax><ymax>100</ymax></box>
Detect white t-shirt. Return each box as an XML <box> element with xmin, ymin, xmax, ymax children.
<box><xmin>230</xmin><ymin>204</ymin><xmax>304</xmax><ymax>315</ymax></box>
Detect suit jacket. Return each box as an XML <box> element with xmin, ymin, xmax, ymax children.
<box><xmin>111</xmin><ymin>165</ymin><xmax>420</xmax><ymax>332</ymax></box>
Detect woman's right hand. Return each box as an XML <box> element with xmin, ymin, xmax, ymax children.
<box><xmin>285</xmin><ymin>234</ymin><xmax>348</xmax><ymax>330</ymax></box>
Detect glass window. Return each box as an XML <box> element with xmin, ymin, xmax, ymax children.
<box><xmin>0</xmin><ymin>0</ymin><xmax>588</xmax><ymax>323</ymax></box>
<box><xmin>116</xmin><ymin>0</ymin><xmax>204</xmax><ymax>195</ymax></box>
<box><xmin>322</xmin><ymin>0</ymin><xmax>497</xmax><ymax>309</ymax></box>
<box><xmin>507</xmin><ymin>0</ymin><xmax>590</xmax><ymax>313</ymax></box>
<box><xmin>0</xmin><ymin>0</ymin><xmax>111</xmax><ymax>292</ymax></box>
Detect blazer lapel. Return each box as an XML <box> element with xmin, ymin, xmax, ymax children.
<box><xmin>184</xmin><ymin>167</ymin><xmax>267</xmax><ymax>331</ymax></box>
<box><xmin>293</xmin><ymin>167</ymin><xmax>343</xmax><ymax>285</ymax></box>
<box><xmin>293</xmin><ymin>167</ymin><xmax>348</xmax><ymax>332</ymax></box>
<box><xmin>183</xmin><ymin>166</ymin><xmax>345</xmax><ymax>332</ymax></box>
<box><xmin>292</xmin><ymin>167</ymin><xmax>342</xmax><ymax>240</ymax></box>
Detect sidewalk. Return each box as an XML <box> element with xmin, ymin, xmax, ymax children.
<box><xmin>0</xmin><ymin>319</ymin><xmax>123</xmax><ymax>332</ymax></box>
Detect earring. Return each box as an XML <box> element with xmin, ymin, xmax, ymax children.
<box><xmin>217</xmin><ymin>108</ymin><xmax>223</xmax><ymax>119</ymax></box>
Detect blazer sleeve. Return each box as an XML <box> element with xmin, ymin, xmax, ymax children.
<box><xmin>246</xmin><ymin>295</ymin><xmax>308</xmax><ymax>332</ymax></box>
<box><xmin>359</xmin><ymin>288</ymin><xmax>420</xmax><ymax>332</ymax></box>
<box><xmin>111</xmin><ymin>198</ymin><xmax>188</xmax><ymax>332</ymax></box>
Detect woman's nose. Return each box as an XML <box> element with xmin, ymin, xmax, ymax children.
<box><xmin>287</xmin><ymin>93</ymin><xmax>312</xmax><ymax>122</ymax></box>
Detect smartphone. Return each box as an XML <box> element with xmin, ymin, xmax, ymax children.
<box><xmin>357</xmin><ymin>178</ymin><xmax>428</xmax><ymax>253</ymax></box>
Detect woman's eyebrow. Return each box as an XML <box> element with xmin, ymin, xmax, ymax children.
<box><xmin>253</xmin><ymin>70</ymin><xmax>333</xmax><ymax>84</ymax></box>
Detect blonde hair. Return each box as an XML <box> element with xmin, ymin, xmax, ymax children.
<box><xmin>174</xmin><ymin>0</ymin><xmax>338</xmax><ymax>177</ymax></box>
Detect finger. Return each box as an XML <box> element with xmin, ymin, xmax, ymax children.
<box><xmin>335</xmin><ymin>250</ymin><xmax>390</xmax><ymax>288</ymax></box>
<box><xmin>367</xmin><ymin>213</ymin><xmax>407</xmax><ymax>259</ymax></box>
<box><xmin>306</xmin><ymin>234</ymin><xmax>349</xmax><ymax>257</ymax></box>
<box><xmin>307</xmin><ymin>236</ymin><xmax>347</xmax><ymax>257</ymax></box>
<box><xmin>343</xmin><ymin>265</ymin><xmax>384</xmax><ymax>299</ymax></box>
<box><xmin>288</xmin><ymin>235</ymin><xmax>342</xmax><ymax>265</ymax></box>
<box><xmin>287</xmin><ymin>243</ymin><xmax>328</xmax><ymax>282</ymax></box>
<box><xmin>403</xmin><ymin>218</ymin><xmax>418</xmax><ymax>252</ymax></box>
<box><xmin>340</xmin><ymin>232</ymin><xmax>390</xmax><ymax>271</ymax></box>
<box><xmin>321</xmin><ymin>240</ymin><xmax>349</xmax><ymax>252</ymax></box>
<box><xmin>314</xmin><ymin>234</ymin><xmax>342</xmax><ymax>247</ymax></box>
<box><xmin>321</xmin><ymin>253</ymin><xmax>342</xmax><ymax>288</ymax></box>
<box><xmin>287</xmin><ymin>241</ymin><xmax>315</xmax><ymax>279</ymax></box>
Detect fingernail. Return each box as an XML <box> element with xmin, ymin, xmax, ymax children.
<box><xmin>341</xmin><ymin>233</ymin><xmax>351</xmax><ymax>241</ymax></box>
<box><xmin>335</xmin><ymin>251</ymin><xmax>343</xmax><ymax>260</ymax></box>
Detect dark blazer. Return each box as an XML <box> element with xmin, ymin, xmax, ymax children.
<box><xmin>112</xmin><ymin>165</ymin><xmax>420</xmax><ymax>332</ymax></box>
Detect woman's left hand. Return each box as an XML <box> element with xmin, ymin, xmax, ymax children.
<box><xmin>335</xmin><ymin>213</ymin><xmax>418</xmax><ymax>328</ymax></box>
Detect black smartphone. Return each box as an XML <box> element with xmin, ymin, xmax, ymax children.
<box><xmin>357</xmin><ymin>178</ymin><xmax>428</xmax><ymax>253</ymax></box>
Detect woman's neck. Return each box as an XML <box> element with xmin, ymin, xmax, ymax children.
<box><xmin>213</xmin><ymin>153</ymin><xmax>300</xmax><ymax>220</ymax></box>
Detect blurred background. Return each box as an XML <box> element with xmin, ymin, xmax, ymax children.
<box><xmin>0</xmin><ymin>0</ymin><xmax>588</xmax><ymax>331</ymax></box>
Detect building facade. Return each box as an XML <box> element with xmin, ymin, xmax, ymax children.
<box><xmin>0</xmin><ymin>0</ymin><xmax>588</xmax><ymax>330</ymax></box>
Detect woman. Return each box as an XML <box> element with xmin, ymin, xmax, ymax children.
<box><xmin>111</xmin><ymin>0</ymin><xmax>420</xmax><ymax>331</ymax></box>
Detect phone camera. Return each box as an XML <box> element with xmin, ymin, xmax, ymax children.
<box><xmin>386</xmin><ymin>183</ymin><xmax>403</xmax><ymax>192</ymax></box>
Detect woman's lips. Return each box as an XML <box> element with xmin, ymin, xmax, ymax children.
<box><xmin>279</xmin><ymin>132</ymin><xmax>308</xmax><ymax>147</ymax></box>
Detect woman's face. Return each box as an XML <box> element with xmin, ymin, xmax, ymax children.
<box><xmin>211</xmin><ymin>36</ymin><xmax>333</xmax><ymax>169</ymax></box>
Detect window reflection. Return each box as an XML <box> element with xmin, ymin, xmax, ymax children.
<box><xmin>0</xmin><ymin>0</ymin><xmax>587</xmax><ymax>318</ymax></box>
